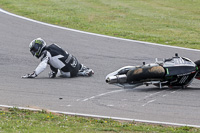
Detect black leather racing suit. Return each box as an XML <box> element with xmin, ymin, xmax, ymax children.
<box><xmin>34</xmin><ymin>44</ymin><xmax>80</xmax><ymax>77</ymax></box>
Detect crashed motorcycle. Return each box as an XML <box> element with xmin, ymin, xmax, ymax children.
<box><xmin>106</xmin><ymin>54</ymin><xmax>200</xmax><ymax>89</ymax></box>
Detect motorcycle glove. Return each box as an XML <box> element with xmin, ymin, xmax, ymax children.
<box><xmin>22</xmin><ymin>72</ymin><xmax>37</xmax><ymax>78</ymax></box>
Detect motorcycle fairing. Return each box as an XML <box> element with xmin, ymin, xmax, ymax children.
<box><xmin>163</xmin><ymin>56</ymin><xmax>196</xmax><ymax>77</ymax></box>
<box><xmin>162</xmin><ymin>56</ymin><xmax>198</xmax><ymax>87</ymax></box>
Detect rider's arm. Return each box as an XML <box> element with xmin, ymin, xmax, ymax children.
<box><xmin>34</xmin><ymin>50</ymin><xmax>50</xmax><ymax>76</ymax></box>
<box><xmin>21</xmin><ymin>51</ymin><xmax>50</xmax><ymax>78</ymax></box>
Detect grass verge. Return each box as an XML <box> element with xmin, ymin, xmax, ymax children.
<box><xmin>0</xmin><ymin>0</ymin><xmax>200</xmax><ymax>49</ymax></box>
<box><xmin>0</xmin><ymin>107</ymin><xmax>199</xmax><ymax>133</ymax></box>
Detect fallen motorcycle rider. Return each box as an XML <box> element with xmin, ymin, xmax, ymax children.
<box><xmin>22</xmin><ymin>38</ymin><xmax>94</xmax><ymax>78</ymax></box>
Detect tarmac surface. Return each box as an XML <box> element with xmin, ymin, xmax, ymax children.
<box><xmin>1</xmin><ymin>9</ymin><xmax>200</xmax><ymax>126</ymax></box>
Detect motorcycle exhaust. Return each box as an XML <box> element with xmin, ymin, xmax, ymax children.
<box><xmin>106</xmin><ymin>74</ymin><xmax>127</xmax><ymax>84</ymax></box>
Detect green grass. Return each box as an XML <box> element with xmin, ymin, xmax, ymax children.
<box><xmin>0</xmin><ymin>107</ymin><xmax>199</xmax><ymax>133</ymax></box>
<box><xmin>0</xmin><ymin>0</ymin><xmax>200</xmax><ymax>49</ymax></box>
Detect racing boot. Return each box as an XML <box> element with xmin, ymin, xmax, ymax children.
<box><xmin>78</xmin><ymin>64</ymin><xmax>94</xmax><ymax>77</ymax></box>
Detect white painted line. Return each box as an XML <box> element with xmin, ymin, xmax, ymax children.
<box><xmin>82</xmin><ymin>89</ymin><xmax>124</xmax><ymax>101</ymax></box>
<box><xmin>1</xmin><ymin>8</ymin><xmax>200</xmax><ymax>52</ymax></box>
<box><xmin>1</xmin><ymin>104</ymin><xmax>200</xmax><ymax>128</ymax></box>
<box><xmin>142</xmin><ymin>99</ymin><xmax>156</xmax><ymax>107</ymax></box>
<box><xmin>138</xmin><ymin>89</ymin><xmax>170</xmax><ymax>101</ymax></box>
<box><xmin>171</xmin><ymin>89</ymin><xmax>181</xmax><ymax>94</ymax></box>
<box><xmin>171</xmin><ymin>91</ymin><xmax>177</xmax><ymax>94</ymax></box>
<box><xmin>107</xmin><ymin>104</ymin><xmax>114</xmax><ymax>107</ymax></box>
<box><xmin>60</xmin><ymin>105</ymin><xmax>71</xmax><ymax>107</ymax></box>
<box><xmin>0</xmin><ymin>104</ymin><xmax>42</xmax><ymax>111</ymax></box>
<box><xmin>121</xmin><ymin>99</ymin><xmax>127</xmax><ymax>101</ymax></box>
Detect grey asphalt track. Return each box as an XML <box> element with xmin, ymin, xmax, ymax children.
<box><xmin>1</xmin><ymin>10</ymin><xmax>200</xmax><ymax>126</ymax></box>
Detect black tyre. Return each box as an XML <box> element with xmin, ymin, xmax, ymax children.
<box><xmin>195</xmin><ymin>60</ymin><xmax>200</xmax><ymax>67</ymax></box>
<box><xmin>194</xmin><ymin>60</ymin><xmax>200</xmax><ymax>79</ymax></box>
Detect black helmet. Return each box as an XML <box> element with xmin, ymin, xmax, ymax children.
<box><xmin>29</xmin><ymin>38</ymin><xmax>46</xmax><ymax>58</ymax></box>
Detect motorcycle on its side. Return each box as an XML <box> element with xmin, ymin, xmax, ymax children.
<box><xmin>105</xmin><ymin>54</ymin><xmax>200</xmax><ymax>89</ymax></box>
